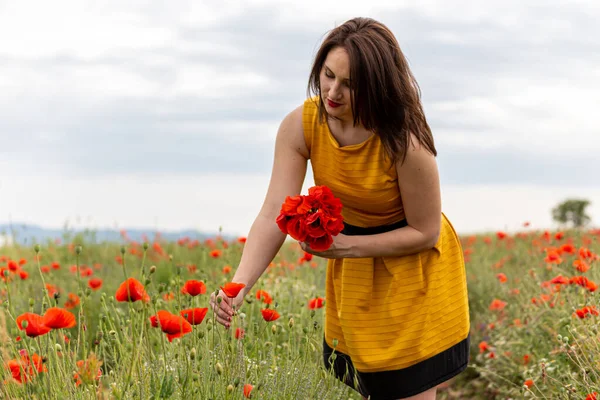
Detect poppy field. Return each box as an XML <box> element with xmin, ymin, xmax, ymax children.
<box><xmin>1</xmin><ymin>225</ymin><xmax>600</xmax><ymax>399</ymax></box>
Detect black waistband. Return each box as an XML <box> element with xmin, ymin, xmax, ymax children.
<box><xmin>341</xmin><ymin>219</ymin><xmax>408</xmax><ymax>236</ymax></box>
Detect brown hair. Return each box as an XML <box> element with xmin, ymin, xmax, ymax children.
<box><xmin>307</xmin><ymin>17</ymin><xmax>436</xmax><ymax>165</ymax></box>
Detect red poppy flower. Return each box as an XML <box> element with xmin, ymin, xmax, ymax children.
<box><xmin>16</xmin><ymin>313</ymin><xmax>51</xmax><ymax>338</ymax></box>
<box><xmin>64</xmin><ymin>293</ymin><xmax>80</xmax><ymax>309</ymax></box>
<box><xmin>308</xmin><ymin>185</ymin><xmax>343</xmax><ymax>215</ymax></box>
<box><xmin>220</xmin><ymin>282</ymin><xmax>246</xmax><ymax>298</ymax></box>
<box><xmin>149</xmin><ymin>310</ymin><xmax>193</xmax><ymax>342</ymax></box>
<box><xmin>6</xmin><ymin>352</ymin><xmax>47</xmax><ymax>383</ymax></box>
<box><xmin>573</xmin><ymin>305</ymin><xmax>599</xmax><ymax>319</ymax></box>
<box><xmin>243</xmin><ymin>383</ymin><xmax>254</xmax><ymax>398</ymax></box>
<box><xmin>7</xmin><ymin>260</ymin><xmax>19</xmax><ymax>271</ymax></box>
<box><xmin>45</xmin><ymin>283</ymin><xmax>59</xmax><ymax>298</ymax></box>
<box><xmin>550</xmin><ymin>275</ymin><xmax>569</xmax><ymax>285</ymax></box>
<box><xmin>308</xmin><ymin>297</ymin><xmax>325</xmax><ymax>309</ymax></box>
<box><xmin>306</xmin><ymin>234</ymin><xmax>333</xmax><ymax>251</ymax></box>
<box><xmin>478</xmin><ymin>341</ymin><xmax>490</xmax><ymax>353</ymax></box>
<box><xmin>115</xmin><ymin>278</ymin><xmax>150</xmax><ymax>302</ymax></box>
<box><xmin>279</xmin><ymin>195</ymin><xmax>313</xmax><ymax>215</ymax></box>
<box><xmin>255</xmin><ymin>290</ymin><xmax>273</xmax><ymax>304</ymax></box>
<box><xmin>305</xmin><ymin>211</ymin><xmax>327</xmax><ymax>238</ymax></box>
<box><xmin>573</xmin><ymin>259</ymin><xmax>590</xmax><ymax>273</ymax></box>
<box><xmin>73</xmin><ymin>354</ymin><xmax>102</xmax><ymax>386</ymax></box>
<box><xmin>88</xmin><ymin>278</ymin><xmax>103</xmax><ymax>290</ymax></box>
<box><xmin>489</xmin><ymin>299</ymin><xmax>507</xmax><ymax>311</ymax></box>
<box><xmin>180</xmin><ymin>308</ymin><xmax>208</xmax><ymax>325</ymax></box>
<box><xmin>261</xmin><ymin>309</ymin><xmax>280</xmax><ymax>321</ymax></box>
<box><xmin>276</xmin><ymin>185</ymin><xmax>344</xmax><ymax>251</ymax></box>
<box><xmin>181</xmin><ymin>280</ymin><xmax>207</xmax><ymax>296</ymax></box>
<box><xmin>42</xmin><ymin>307</ymin><xmax>77</xmax><ymax>329</ymax></box>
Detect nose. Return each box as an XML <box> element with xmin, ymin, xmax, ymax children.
<box><xmin>329</xmin><ymin>81</ymin><xmax>343</xmax><ymax>101</ymax></box>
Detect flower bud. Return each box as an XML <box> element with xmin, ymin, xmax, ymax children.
<box><xmin>227</xmin><ymin>385</ymin><xmax>234</xmax><ymax>393</ymax></box>
<box><xmin>288</xmin><ymin>318</ymin><xmax>294</xmax><ymax>328</ymax></box>
<box><xmin>217</xmin><ymin>297</ymin><xmax>222</xmax><ymax>304</ymax></box>
<box><xmin>34</xmin><ymin>244</ymin><xmax>41</xmax><ymax>253</ymax></box>
<box><xmin>29</xmin><ymin>298</ymin><xmax>35</xmax><ymax>307</ymax></box>
<box><xmin>149</xmin><ymin>265</ymin><xmax>156</xmax><ymax>274</ymax></box>
<box><xmin>21</xmin><ymin>320</ymin><xmax>29</xmax><ymax>328</ymax></box>
<box><xmin>271</xmin><ymin>325</ymin><xmax>278</xmax><ymax>334</ymax></box>
<box><xmin>55</xmin><ymin>344</ymin><xmax>62</xmax><ymax>352</ymax></box>
<box><xmin>120</xmin><ymin>246</ymin><xmax>126</xmax><ymax>255</ymax></box>
<box><xmin>143</xmin><ymin>242</ymin><xmax>149</xmax><ymax>251</ymax></box>
<box><xmin>215</xmin><ymin>362</ymin><xmax>223</xmax><ymax>375</ymax></box>
<box><xmin>332</xmin><ymin>338</ymin><xmax>338</xmax><ymax>348</ymax></box>
<box><xmin>190</xmin><ymin>348</ymin><xmax>196</xmax><ymax>360</ymax></box>
<box><xmin>234</xmin><ymin>377</ymin><xmax>240</xmax><ymax>387</ymax></box>
<box><xmin>76</xmin><ymin>245</ymin><xmax>82</xmax><ymax>255</ymax></box>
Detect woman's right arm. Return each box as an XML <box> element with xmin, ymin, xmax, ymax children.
<box><xmin>210</xmin><ymin>104</ymin><xmax>309</xmax><ymax>328</ymax></box>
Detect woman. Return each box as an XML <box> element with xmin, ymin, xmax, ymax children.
<box><xmin>210</xmin><ymin>17</ymin><xmax>470</xmax><ymax>400</ymax></box>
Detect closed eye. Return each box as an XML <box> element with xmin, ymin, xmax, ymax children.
<box><xmin>324</xmin><ymin>67</ymin><xmax>351</xmax><ymax>86</ymax></box>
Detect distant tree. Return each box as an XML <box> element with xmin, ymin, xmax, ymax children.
<box><xmin>552</xmin><ymin>199</ymin><xmax>591</xmax><ymax>228</ymax></box>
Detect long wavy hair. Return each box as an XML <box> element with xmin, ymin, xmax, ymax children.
<box><xmin>307</xmin><ymin>17</ymin><xmax>436</xmax><ymax>166</ymax></box>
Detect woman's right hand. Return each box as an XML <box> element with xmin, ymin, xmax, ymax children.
<box><xmin>209</xmin><ymin>289</ymin><xmax>245</xmax><ymax>329</ymax></box>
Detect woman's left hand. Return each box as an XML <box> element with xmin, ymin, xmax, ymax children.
<box><xmin>298</xmin><ymin>233</ymin><xmax>356</xmax><ymax>259</ymax></box>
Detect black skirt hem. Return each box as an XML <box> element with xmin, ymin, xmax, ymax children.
<box><xmin>323</xmin><ymin>333</ymin><xmax>470</xmax><ymax>400</ymax></box>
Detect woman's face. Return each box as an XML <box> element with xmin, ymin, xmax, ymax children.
<box><xmin>319</xmin><ymin>46</ymin><xmax>353</xmax><ymax>122</ymax></box>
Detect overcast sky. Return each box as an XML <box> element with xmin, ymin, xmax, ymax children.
<box><xmin>0</xmin><ymin>0</ymin><xmax>598</xmax><ymax>237</ymax></box>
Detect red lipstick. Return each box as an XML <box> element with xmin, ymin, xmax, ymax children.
<box><xmin>327</xmin><ymin>99</ymin><xmax>342</xmax><ymax>108</ymax></box>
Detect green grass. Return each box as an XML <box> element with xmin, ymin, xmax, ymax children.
<box><xmin>0</xmin><ymin>227</ymin><xmax>599</xmax><ymax>399</ymax></box>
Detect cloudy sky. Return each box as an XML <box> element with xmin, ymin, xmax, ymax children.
<box><xmin>0</xmin><ymin>0</ymin><xmax>598</xmax><ymax>237</ymax></box>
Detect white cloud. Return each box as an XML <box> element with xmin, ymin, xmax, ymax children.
<box><xmin>0</xmin><ymin>168</ymin><xmax>316</xmax><ymax>236</ymax></box>
<box><xmin>1</xmin><ymin>168</ymin><xmax>598</xmax><ymax>236</ymax></box>
<box><xmin>0</xmin><ymin>2</ymin><xmax>175</xmax><ymax>59</ymax></box>
<box><xmin>0</xmin><ymin>0</ymin><xmax>599</xmax><ymax>233</ymax></box>
<box><xmin>166</xmin><ymin>65</ymin><xmax>272</xmax><ymax>98</ymax></box>
<box><xmin>441</xmin><ymin>184</ymin><xmax>600</xmax><ymax>234</ymax></box>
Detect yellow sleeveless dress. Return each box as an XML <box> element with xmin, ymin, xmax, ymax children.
<box><xmin>301</xmin><ymin>97</ymin><xmax>470</xmax><ymax>378</ymax></box>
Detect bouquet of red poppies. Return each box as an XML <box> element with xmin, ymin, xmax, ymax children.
<box><xmin>276</xmin><ymin>185</ymin><xmax>344</xmax><ymax>251</ymax></box>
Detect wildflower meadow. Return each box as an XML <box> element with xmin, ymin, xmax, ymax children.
<box><xmin>1</xmin><ymin>225</ymin><xmax>600</xmax><ymax>399</ymax></box>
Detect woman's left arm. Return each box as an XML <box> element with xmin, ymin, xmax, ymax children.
<box><xmin>300</xmin><ymin>134</ymin><xmax>442</xmax><ymax>259</ymax></box>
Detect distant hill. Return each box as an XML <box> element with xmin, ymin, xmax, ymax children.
<box><xmin>0</xmin><ymin>223</ymin><xmax>231</xmax><ymax>246</ymax></box>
